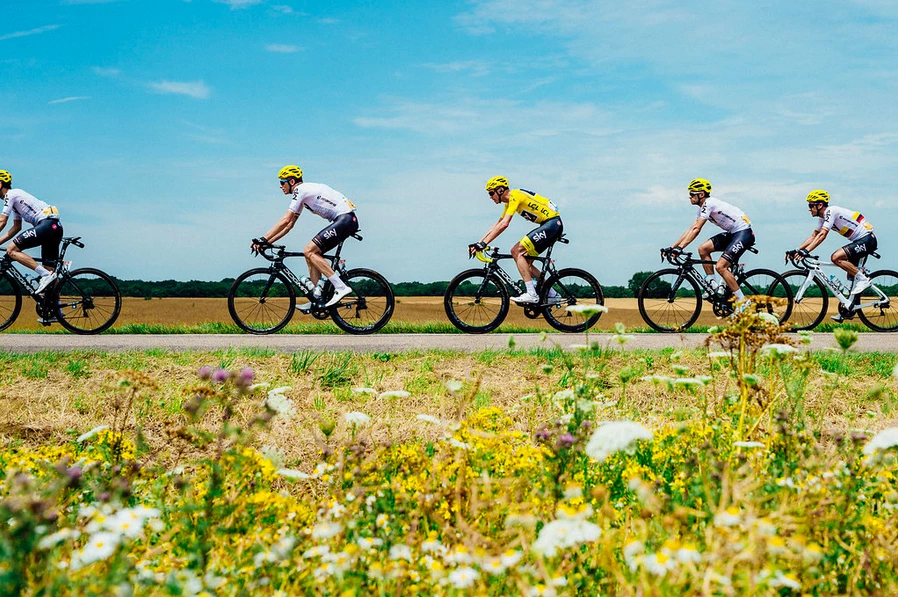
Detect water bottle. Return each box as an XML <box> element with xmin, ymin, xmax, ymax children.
<box><xmin>298</xmin><ymin>275</ymin><xmax>316</xmax><ymax>294</ymax></box>
<box><xmin>828</xmin><ymin>274</ymin><xmax>844</xmax><ymax>294</ymax></box>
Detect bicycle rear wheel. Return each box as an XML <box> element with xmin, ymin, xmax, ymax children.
<box><xmin>738</xmin><ymin>268</ymin><xmax>793</xmax><ymax>323</ymax></box>
<box><xmin>54</xmin><ymin>268</ymin><xmax>122</xmax><ymax>334</ymax></box>
<box><xmin>638</xmin><ymin>269</ymin><xmax>702</xmax><ymax>332</ymax></box>
<box><xmin>329</xmin><ymin>268</ymin><xmax>395</xmax><ymax>334</ymax></box>
<box><xmin>444</xmin><ymin>269</ymin><xmax>509</xmax><ymax>333</ymax></box>
<box><xmin>0</xmin><ymin>271</ymin><xmax>23</xmax><ymax>331</ymax></box>
<box><xmin>540</xmin><ymin>268</ymin><xmax>604</xmax><ymax>333</ymax></box>
<box><xmin>781</xmin><ymin>270</ymin><xmax>827</xmax><ymax>330</ymax></box>
<box><xmin>228</xmin><ymin>268</ymin><xmax>296</xmax><ymax>334</ymax></box>
<box><xmin>856</xmin><ymin>270</ymin><xmax>898</xmax><ymax>332</ymax></box>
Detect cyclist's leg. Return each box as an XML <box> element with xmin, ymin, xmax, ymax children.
<box><xmin>835</xmin><ymin>233</ymin><xmax>876</xmax><ymax>290</ymax></box>
<box><xmin>699</xmin><ymin>233</ymin><xmax>729</xmax><ymax>277</ymax></box>
<box><xmin>8</xmin><ymin>220</ymin><xmax>61</xmax><ymax>273</ymax></box>
<box><xmin>306</xmin><ymin>213</ymin><xmax>359</xmax><ymax>287</ymax></box>
<box><xmin>513</xmin><ymin>217</ymin><xmax>562</xmax><ymax>296</ymax></box>
<box><xmin>716</xmin><ymin>229</ymin><xmax>754</xmax><ymax>293</ymax></box>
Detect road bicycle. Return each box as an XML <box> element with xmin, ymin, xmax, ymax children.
<box><xmin>0</xmin><ymin>236</ymin><xmax>122</xmax><ymax>334</ymax></box>
<box><xmin>443</xmin><ymin>235</ymin><xmax>604</xmax><ymax>333</ymax></box>
<box><xmin>227</xmin><ymin>234</ymin><xmax>394</xmax><ymax>334</ymax></box>
<box><xmin>782</xmin><ymin>250</ymin><xmax>898</xmax><ymax>331</ymax></box>
<box><xmin>637</xmin><ymin>247</ymin><xmax>793</xmax><ymax>332</ymax></box>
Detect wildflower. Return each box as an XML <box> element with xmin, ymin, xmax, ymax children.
<box><xmin>444</xmin><ymin>545</ymin><xmax>473</xmax><ymax>565</ymax></box>
<box><xmin>311</xmin><ymin>522</ymin><xmax>342</xmax><ymax>540</ymax></box>
<box><xmin>376</xmin><ymin>513</ymin><xmax>389</xmax><ymax>529</ymax></box>
<box><xmin>708</xmin><ymin>351</ymin><xmax>730</xmax><ymax>359</ymax></box>
<box><xmin>277</xmin><ymin>468</ymin><xmax>311</xmax><ymax>480</ymax></box>
<box><xmin>833</xmin><ymin>327</ymin><xmax>858</xmax><ymax>351</ymax></box>
<box><xmin>197</xmin><ymin>365</ymin><xmax>212</xmax><ymax>379</ymax></box>
<box><xmin>714</xmin><ymin>506</ymin><xmax>742</xmax><ymax>527</ymax></box>
<box><xmin>260</xmin><ymin>445</ymin><xmax>286</xmax><ymax>469</ymax></box>
<box><xmin>421</xmin><ymin>536</ymin><xmax>442</xmax><ymax>553</ymax></box>
<box><xmin>758</xmin><ymin>312</ymin><xmax>780</xmax><ymax>325</ymax></box>
<box><xmin>356</xmin><ymin>536</ymin><xmax>382</xmax><ymax>551</ymax></box>
<box><xmin>707</xmin><ymin>326</ymin><xmax>720</xmax><ymax>333</ymax></box>
<box><xmin>863</xmin><ymin>427</ymin><xmax>898</xmax><ymax>455</ymax></box>
<box><xmin>623</xmin><ymin>540</ymin><xmax>644</xmax><ymax>571</ymax></box>
<box><xmin>569</xmin><ymin>343</ymin><xmax>589</xmax><ymax>351</ymax></box>
<box><xmin>642</xmin><ymin>552</ymin><xmax>677</xmax><ymax>576</ymax></box>
<box><xmin>673</xmin><ymin>377</ymin><xmax>706</xmax><ymax>390</ymax></box>
<box><xmin>675</xmin><ymin>544</ymin><xmax>701</xmax><ymax>563</ymax></box>
<box><xmin>612</xmin><ymin>333</ymin><xmax>635</xmax><ymax>345</ymax></box>
<box><xmin>303</xmin><ymin>545</ymin><xmax>330</xmax><ymax>558</ymax></box>
<box><xmin>641</xmin><ymin>374</ymin><xmax>673</xmax><ymax>386</ymax></box>
<box><xmin>798</xmin><ymin>330</ymin><xmax>813</xmax><ymax>344</ymax></box>
<box><xmin>265</xmin><ymin>387</ymin><xmax>296</xmax><ymax>419</ymax></box>
<box><xmin>448</xmin><ymin>566</ymin><xmax>479</xmax><ymax>589</ymax></box>
<box><xmin>565</xmin><ymin>303</ymin><xmax>608</xmax><ymax>316</ymax></box>
<box><xmin>734</xmin><ymin>441</ymin><xmax>764</xmax><ymax>449</ymax></box>
<box><xmin>38</xmin><ymin>528</ymin><xmax>81</xmax><ymax>550</ymax></box>
<box><xmin>532</xmin><ymin>515</ymin><xmax>601</xmax><ymax>557</ymax></box>
<box><xmin>482</xmin><ymin>557</ymin><xmax>507</xmax><ymax>575</ymax></box>
<box><xmin>237</xmin><ymin>367</ymin><xmax>255</xmax><ymax>386</ymax></box>
<box><xmin>754</xmin><ymin>518</ymin><xmax>777</xmax><ymax>536</ymax></box>
<box><xmin>760</xmin><ymin>343</ymin><xmax>799</xmax><ymax>358</ymax></box>
<box><xmin>416</xmin><ymin>414</ymin><xmax>442</xmax><ymax>425</ymax></box>
<box><xmin>672</xmin><ymin>364</ymin><xmax>690</xmax><ymax>375</ymax></box>
<box><xmin>527</xmin><ymin>585</ymin><xmax>557</xmax><ymax>597</ymax></box>
<box><xmin>77</xmin><ymin>425</ymin><xmax>109</xmax><ymax>443</ymax></box>
<box><xmin>71</xmin><ymin>531</ymin><xmax>120</xmax><ymax>570</ymax></box>
<box><xmin>447</xmin><ymin>438</ymin><xmax>471</xmax><ymax>450</ymax></box>
<box><xmin>378</xmin><ymin>390</ymin><xmax>410</xmax><ymax>399</ymax></box>
<box><xmin>352</xmin><ymin>387</ymin><xmax>377</xmax><ymax>394</ymax></box>
<box><xmin>211</xmin><ymin>368</ymin><xmax>231</xmax><ymax>383</ymax></box>
<box><xmin>107</xmin><ymin>506</ymin><xmax>160</xmax><ymax>539</ymax></box>
<box><xmin>344</xmin><ymin>411</ymin><xmax>371</xmax><ymax>427</ymax></box>
<box><xmin>499</xmin><ymin>549</ymin><xmax>522</xmax><ymax>568</ymax></box>
<box><xmin>803</xmin><ymin>542</ymin><xmax>824</xmax><ymax>562</ymax></box>
<box><xmin>389</xmin><ymin>544</ymin><xmax>413</xmax><ymax>561</ymax></box>
<box><xmin>765</xmin><ymin>570</ymin><xmax>801</xmax><ymax>590</ymax></box>
<box><xmin>584</xmin><ymin>421</ymin><xmax>653</xmax><ymax>463</ymax></box>
<box><xmin>444</xmin><ymin>380</ymin><xmax>463</xmax><ymax>392</ymax></box>
<box><xmin>767</xmin><ymin>536</ymin><xmax>788</xmax><ymax>554</ymax></box>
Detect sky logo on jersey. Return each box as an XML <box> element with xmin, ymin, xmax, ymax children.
<box><xmin>322</xmin><ymin>228</ymin><xmax>338</xmax><ymax>239</ymax></box>
<box><xmin>532</xmin><ymin>231</ymin><xmax>548</xmax><ymax>242</ymax></box>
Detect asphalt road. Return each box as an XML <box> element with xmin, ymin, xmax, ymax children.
<box><xmin>0</xmin><ymin>333</ymin><xmax>895</xmax><ymax>353</ymax></box>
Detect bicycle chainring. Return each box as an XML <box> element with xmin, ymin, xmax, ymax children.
<box><xmin>838</xmin><ymin>302</ymin><xmax>856</xmax><ymax>320</ymax></box>
<box><xmin>523</xmin><ymin>306</ymin><xmax>542</xmax><ymax>319</ymax></box>
<box><xmin>712</xmin><ymin>300</ymin><xmax>733</xmax><ymax>318</ymax></box>
<box><xmin>35</xmin><ymin>300</ymin><xmax>53</xmax><ymax>320</ymax></box>
<box><xmin>312</xmin><ymin>306</ymin><xmax>331</xmax><ymax>320</ymax></box>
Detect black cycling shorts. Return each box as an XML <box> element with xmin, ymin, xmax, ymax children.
<box><xmin>710</xmin><ymin>228</ymin><xmax>755</xmax><ymax>264</ymax></box>
<box><xmin>520</xmin><ymin>216</ymin><xmax>563</xmax><ymax>257</ymax></box>
<box><xmin>13</xmin><ymin>218</ymin><xmax>64</xmax><ymax>267</ymax></box>
<box><xmin>841</xmin><ymin>232</ymin><xmax>877</xmax><ymax>266</ymax></box>
<box><xmin>312</xmin><ymin>212</ymin><xmax>359</xmax><ymax>253</ymax></box>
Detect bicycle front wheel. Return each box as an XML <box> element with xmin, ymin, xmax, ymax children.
<box><xmin>856</xmin><ymin>270</ymin><xmax>898</xmax><ymax>332</ymax></box>
<box><xmin>228</xmin><ymin>268</ymin><xmax>296</xmax><ymax>334</ymax></box>
<box><xmin>0</xmin><ymin>271</ymin><xmax>23</xmax><ymax>331</ymax></box>
<box><xmin>540</xmin><ymin>268</ymin><xmax>604</xmax><ymax>333</ymax></box>
<box><xmin>638</xmin><ymin>269</ymin><xmax>702</xmax><ymax>332</ymax></box>
<box><xmin>738</xmin><ymin>268</ymin><xmax>793</xmax><ymax>324</ymax></box>
<box><xmin>54</xmin><ymin>268</ymin><xmax>122</xmax><ymax>334</ymax></box>
<box><xmin>329</xmin><ymin>268</ymin><xmax>395</xmax><ymax>334</ymax></box>
<box><xmin>781</xmin><ymin>270</ymin><xmax>827</xmax><ymax>330</ymax></box>
<box><xmin>444</xmin><ymin>269</ymin><xmax>509</xmax><ymax>333</ymax></box>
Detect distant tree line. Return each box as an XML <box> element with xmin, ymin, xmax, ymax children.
<box><xmin>114</xmin><ymin>273</ymin><xmax>656</xmax><ymax>298</ymax></box>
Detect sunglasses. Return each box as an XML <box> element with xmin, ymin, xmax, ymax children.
<box><xmin>689</xmin><ymin>192</ymin><xmax>702</xmax><ymax>197</ymax></box>
<box><xmin>279</xmin><ymin>179</ymin><xmax>290</xmax><ymax>185</ymax></box>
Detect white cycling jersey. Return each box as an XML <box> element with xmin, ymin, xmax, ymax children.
<box><xmin>815</xmin><ymin>205</ymin><xmax>873</xmax><ymax>241</ymax></box>
<box><xmin>1</xmin><ymin>189</ymin><xmax>60</xmax><ymax>227</ymax></box>
<box><xmin>288</xmin><ymin>182</ymin><xmax>356</xmax><ymax>222</ymax></box>
<box><xmin>697</xmin><ymin>196</ymin><xmax>751</xmax><ymax>233</ymax></box>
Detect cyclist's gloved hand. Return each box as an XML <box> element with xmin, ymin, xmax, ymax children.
<box><xmin>797</xmin><ymin>248</ymin><xmax>809</xmax><ymax>257</ymax></box>
<box><xmin>468</xmin><ymin>241</ymin><xmax>487</xmax><ymax>258</ymax></box>
<box><xmin>250</xmin><ymin>236</ymin><xmax>268</xmax><ymax>255</ymax></box>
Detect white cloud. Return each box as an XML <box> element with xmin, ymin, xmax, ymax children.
<box><xmin>213</xmin><ymin>0</ymin><xmax>263</xmax><ymax>8</ymax></box>
<box><xmin>317</xmin><ymin>17</ymin><xmax>339</xmax><ymax>24</ymax></box>
<box><xmin>48</xmin><ymin>96</ymin><xmax>91</xmax><ymax>105</ymax></box>
<box><xmin>62</xmin><ymin>0</ymin><xmax>122</xmax><ymax>4</ymax></box>
<box><xmin>148</xmin><ymin>80</ymin><xmax>212</xmax><ymax>100</ymax></box>
<box><xmin>421</xmin><ymin>60</ymin><xmax>491</xmax><ymax>77</ymax></box>
<box><xmin>271</xmin><ymin>5</ymin><xmax>293</xmax><ymax>13</ymax></box>
<box><xmin>265</xmin><ymin>44</ymin><xmax>302</xmax><ymax>53</ymax></box>
<box><xmin>0</xmin><ymin>25</ymin><xmax>62</xmax><ymax>42</ymax></box>
<box><xmin>93</xmin><ymin>67</ymin><xmax>121</xmax><ymax>77</ymax></box>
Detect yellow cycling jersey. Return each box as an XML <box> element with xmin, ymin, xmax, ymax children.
<box><xmin>502</xmin><ymin>189</ymin><xmax>559</xmax><ymax>224</ymax></box>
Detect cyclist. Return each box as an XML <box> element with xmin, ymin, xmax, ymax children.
<box><xmin>250</xmin><ymin>165</ymin><xmax>358</xmax><ymax>310</ymax></box>
<box><xmin>0</xmin><ymin>170</ymin><xmax>63</xmax><ymax>296</ymax></box>
<box><xmin>664</xmin><ymin>178</ymin><xmax>755</xmax><ymax>307</ymax></box>
<box><xmin>470</xmin><ymin>176</ymin><xmax>563</xmax><ymax>304</ymax></box>
<box><xmin>789</xmin><ymin>190</ymin><xmax>876</xmax><ymax>321</ymax></box>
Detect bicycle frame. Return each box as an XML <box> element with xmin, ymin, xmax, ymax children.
<box><xmin>661</xmin><ymin>251</ymin><xmax>748</xmax><ymax>304</ymax></box>
<box><xmin>256</xmin><ymin>237</ymin><xmax>354</xmax><ymax>297</ymax></box>
<box><xmin>790</xmin><ymin>255</ymin><xmax>889</xmax><ymax>312</ymax></box>
<box><xmin>0</xmin><ymin>236</ymin><xmax>80</xmax><ymax>297</ymax></box>
<box><xmin>474</xmin><ymin>240</ymin><xmax>561</xmax><ymax>299</ymax></box>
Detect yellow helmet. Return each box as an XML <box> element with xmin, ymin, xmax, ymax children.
<box><xmin>485</xmin><ymin>176</ymin><xmax>509</xmax><ymax>192</ymax></box>
<box><xmin>687</xmin><ymin>178</ymin><xmax>712</xmax><ymax>194</ymax></box>
<box><xmin>0</xmin><ymin>170</ymin><xmax>11</xmax><ymax>186</ymax></box>
<box><xmin>806</xmin><ymin>190</ymin><xmax>830</xmax><ymax>203</ymax></box>
<box><xmin>278</xmin><ymin>165</ymin><xmax>303</xmax><ymax>180</ymax></box>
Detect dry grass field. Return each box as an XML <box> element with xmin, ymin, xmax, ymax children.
<box><xmin>2</xmin><ymin>296</ymin><xmax>812</xmax><ymax>332</ymax></box>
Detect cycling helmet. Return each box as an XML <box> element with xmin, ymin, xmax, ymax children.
<box><xmin>485</xmin><ymin>176</ymin><xmax>509</xmax><ymax>191</ymax></box>
<box><xmin>806</xmin><ymin>190</ymin><xmax>830</xmax><ymax>203</ymax></box>
<box><xmin>0</xmin><ymin>170</ymin><xmax>10</xmax><ymax>186</ymax></box>
<box><xmin>278</xmin><ymin>165</ymin><xmax>303</xmax><ymax>180</ymax></box>
<box><xmin>687</xmin><ymin>178</ymin><xmax>712</xmax><ymax>194</ymax></box>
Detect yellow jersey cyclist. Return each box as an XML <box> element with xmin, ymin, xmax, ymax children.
<box><xmin>470</xmin><ymin>176</ymin><xmax>563</xmax><ymax>304</ymax></box>
<box><xmin>664</xmin><ymin>178</ymin><xmax>755</xmax><ymax>307</ymax></box>
<box><xmin>0</xmin><ymin>170</ymin><xmax>63</xmax><ymax>295</ymax></box>
<box><xmin>789</xmin><ymin>190</ymin><xmax>877</xmax><ymax>321</ymax></box>
<box><xmin>251</xmin><ymin>165</ymin><xmax>359</xmax><ymax>310</ymax></box>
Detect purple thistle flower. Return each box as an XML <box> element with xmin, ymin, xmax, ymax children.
<box><xmin>212</xmin><ymin>368</ymin><xmax>231</xmax><ymax>383</ymax></box>
<box><xmin>238</xmin><ymin>367</ymin><xmax>255</xmax><ymax>385</ymax></box>
<box><xmin>197</xmin><ymin>366</ymin><xmax>212</xmax><ymax>380</ymax></box>
<box><xmin>557</xmin><ymin>433</ymin><xmax>576</xmax><ymax>449</ymax></box>
<box><xmin>535</xmin><ymin>428</ymin><xmax>551</xmax><ymax>442</ymax></box>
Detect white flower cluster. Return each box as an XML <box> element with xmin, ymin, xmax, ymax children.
<box><xmin>863</xmin><ymin>426</ymin><xmax>898</xmax><ymax>456</ymax></box>
<box><xmin>584</xmin><ymin>421</ymin><xmax>653</xmax><ymax>463</ymax></box>
<box><xmin>344</xmin><ymin>411</ymin><xmax>371</xmax><ymax>427</ymax></box>
<box><xmin>264</xmin><ymin>386</ymin><xmax>296</xmax><ymax>420</ymax></box>
<box><xmin>66</xmin><ymin>504</ymin><xmax>161</xmax><ymax>570</ymax></box>
<box><xmin>532</xmin><ymin>505</ymin><xmax>601</xmax><ymax>558</ymax></box>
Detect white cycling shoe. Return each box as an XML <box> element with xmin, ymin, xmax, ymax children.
<box><xmin>325</xmin><ymin>286</ymin><xmax>353</xmax><ymax>308</ymax></box>
<box><xmin>511</xmin><ymin>292</ymin><xmax>539</xmax><ymax>304</ymax></box>
<box><xmin>850</xmin><ymin>277</ymin><xmax>872</xmax><ymax>295</ymax></box>
<box><xmin>35</xmin><ymin>272</ymin><xmax>57</xmax><ymax>295</ymax></box>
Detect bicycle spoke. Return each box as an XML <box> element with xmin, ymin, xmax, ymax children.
<box><xmin>638</xmin><ymin>270</ymin><xmax>701</xmax><ymax>332</ymax></box>
<box><xmin>781</xmin><ymin>271</ymin><xmax>827</xmax><ymax>330</ymax></box>
<box><xmin>330</xmin><ymin>269</ymin><xmax>394</xmax><ymax>334</ymax></box>
<box><xmin>857</xmin><ymin>271</ymin><xmax>898</xmax><ymax>331</ymax></box>
<box><xmin>55</xmin><ymin>268</ymin><xmax>122</xmax><ymax>334</ymax></box>
<box><xmin>228</xmin><ymin>269</ymin><xmax>295</xmax><ymax>334</ymax></box>
<box><xmin>444</xmin><ymin>270</ymin><xmax>509</xmax><ymax>333</ymax></box>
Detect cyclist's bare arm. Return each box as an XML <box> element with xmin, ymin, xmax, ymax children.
<box><xmin>797</xmin><ymin>228</ymin><xmax>827</xmax><ymax>253</ymax></box>
<box><xmin>252</xmin><ymin>210</ymin><xmax>299</xmax><ymax>249</ymax></box>
<box><xmin>672</xmin><ymin>218</ymin><xmax>706</xmax><ymax>249</ymax></box>
<box><xmin>476</xmin><ymin>214</ymin><xmax>513</xmax><ymax>248</ymax></box>
<box><xmin>0</xmin><ymin>215</ymin><xmax>21</xmax><ymax>245</ymax></box>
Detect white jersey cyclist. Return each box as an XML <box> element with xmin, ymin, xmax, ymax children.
<box><xmin>288</xmin><ymin>182</ymin><xmax>356</xmax><ymax>222</ymax></box>
<box><xmin>815</xmin><ymin>205</ymin><xmax>874</xmax><ymax>242</ymax></box>
<box><xmin>1</xmin><ymin>189</ymin><xmax>60</xmax><ymax>226</ymax></box>
<box><xmin>697</xmin><ymin>196</ymin><xmax>751</xmax><ymax>233</ymax></box>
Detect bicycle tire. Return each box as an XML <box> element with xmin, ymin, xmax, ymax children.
<box><xmin>54</xmin><ymin>268</ymin><xmax>122</xmax><ymax>334</ymax></box>
<box><xmin>329</xmin><ymin>268</ymin><xmax>395</xmax><ymax>334</ymax></box>
<box><xmin>228</xmin><ymin>268</ymin><xmax>296</xmax><ymax>334</ymax></box>
<box><xmin>738</xmin><ymin>268</ymin><xmax>793</xmax><ymax>324</ymax></box>
<box><xmin>780</xmin><ymin>270</ymin><xmax>828</xmax><ymax>330</ymax></box>
<box><xmin>540</xmin><ymin>268</ymin><xmax>605</xmax><ymax>333</ymax></box>
<box><xmin>856</xmin><ymin>269</ymin><xmax>898</xmax><ymax>332</ymax></box>
<box><xmin>443</xmin><ymin>269</ymin><xmax>509</xmax><ymax>334</ymax></box>
<box><xmin>0</xmin><ymin>271</ymin><xmax>23</xmax><ymax>332</ymax></box>
<box><xmin>638</xmin><ymin>268</ymin><xmax>702</xmax><ymax>332</ymax></box>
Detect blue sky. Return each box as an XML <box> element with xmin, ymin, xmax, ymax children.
<box><xmin>2</xmin><ymin>0</ymin><xmax>897</xmax><ymax>285</ymax></box>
